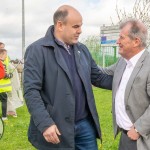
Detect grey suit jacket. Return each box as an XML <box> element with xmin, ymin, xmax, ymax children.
<box><xmin>100</xmin><ymin>50</ymin><xmax>150</xmax><ymax>150</ymax></box>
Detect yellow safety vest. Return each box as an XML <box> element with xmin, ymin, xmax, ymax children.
<box><xmin>0</xmin><ymin>56</ymin><xmax>12</xmax><ymax>93</ymax></box>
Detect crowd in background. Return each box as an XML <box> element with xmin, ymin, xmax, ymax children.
<box><xmin>0</xmin><ymin>42</ymin><xmax>23</xmax><ymax>121</ymax></box>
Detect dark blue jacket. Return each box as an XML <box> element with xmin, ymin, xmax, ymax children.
<box><xmin>23</xmin><ymin>26</ymin><xmax>112</xmax><ymax>150</ymax></box>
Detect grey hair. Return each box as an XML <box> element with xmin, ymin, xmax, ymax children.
<box><xmin>120</xmin><ymin>19</ymin><xmax>148</xmax><ymax>47</ymax></box>
<box><xmin>53</xmin><ymin>9</ymin><xmax>68</xmax><ymax>25</ymax></box>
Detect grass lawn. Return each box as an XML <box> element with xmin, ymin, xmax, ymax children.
<box><xmin>0</xmin><ymin>88</ymin><xmax>120</xmax><ymax>150</ymax></box>
<box><xmin>0</xmin><ymin>104</ymin><xmax>35</xmax><ymax>150</ymax></box>
<box><xmin>94</xmin><ymin>87</ymin><xmax>120</xmax><ymax>150</ymax></box>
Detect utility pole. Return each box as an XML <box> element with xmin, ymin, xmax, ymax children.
<box><xmin>22</xmin><ymin>0</ymin><xmax>25</xmax><ymax>59</ymax></box>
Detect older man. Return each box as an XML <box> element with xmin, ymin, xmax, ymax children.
<box><xmin>100</xmin><ymin>19</ymin><xmax>150</xmax><ymax>150</ymax></box>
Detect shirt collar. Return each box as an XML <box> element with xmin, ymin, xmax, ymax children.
<box><xmin>124</xmin><ymin>49</ymin><xmax>145</xmax><ymax>67</ymax></box>
<box><xmin>54</xmin><ymin>35</ymin><xmax>70</xmax><ymax>51</ymax></box>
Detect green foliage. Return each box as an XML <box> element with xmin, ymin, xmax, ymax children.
<box><xmin>93</xmin><ymin>87</ymin><xmax>120</xmax><ymax>150</ymax></box>
<box><xmin>0</xmin><ymin>88</ymin><xmax>120</xmax><ymax>150</ymax></box>
<box><xmin>82</xmin><ymin>36</ymin><xmax>119</xmax><ymax>66</ymax></box>
<box><xmin>104</xmin><ymin>55</ymin><xmax>119</xmax><ymax>66</ymax></box>
<box><xmin>0</xmin><ymin>104</ymin><xmax>35</xmax><ymax>150</ymax></box>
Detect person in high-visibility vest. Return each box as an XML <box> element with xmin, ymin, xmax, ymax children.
<box><xmin>0</xmin><ymin>42</ymin><xmax>5</xmax><ymax>79</ymax></box>
<box><xmin>0</xmin><ymin>49</ymin><xmax>13</xmax><ymax>121</ymax></box>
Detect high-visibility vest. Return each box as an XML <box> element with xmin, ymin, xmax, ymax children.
<box><xmin>0</xmin><ymin>56</ymin><xmax>12</xmax><ymax>93</ymax></box>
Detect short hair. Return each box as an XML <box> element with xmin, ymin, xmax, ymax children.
<box><xmin>0</xmin><ymin>42</ymin><xmax>5</xmax><ymax>46</ymax></box>
<box><xmin>53</xmin><ymin>9</ymin><xmax>68</xmax><ymax>25</ymax></box>
<box><xmin>120</xmin><ymin>19</ymin><xmax>148</xmax><ymax>47</ymax></box>
<box><xmin>0</xmin><ymin>48</ymin><xmax>7</xmax><ymax>55</ymax></box>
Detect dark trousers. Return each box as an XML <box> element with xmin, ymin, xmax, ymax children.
<box><xmin>119</xmin><ymin>131</ymin><xmax>137</xmax><ymax>150</ymax></box>
<box><xmin>0</xmin><ymin>92</ymin><xmax>7</xmax><ymax>117</ymax></box>
<box><xmin>75</xmin><ymin>118</ymin><xmax>98</xmax><ymax>150</ymax></box>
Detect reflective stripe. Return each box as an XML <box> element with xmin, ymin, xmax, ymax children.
<box><xmin>0</xmin><ymin>83</ymin><xmax>12</xmax><ymax>88</ymax></box>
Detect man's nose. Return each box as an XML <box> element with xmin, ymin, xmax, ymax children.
<box><xmin>78</xmin><ymin>28</ymin><xmax>82</xmax><ymax>34</ymax></box>
<box><xmin>116</xmin><ymin>38</ymin><xmax>120</xmax><ymax>44</ymax></box>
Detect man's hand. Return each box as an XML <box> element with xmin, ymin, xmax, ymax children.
<box><xmin>43</xmin><ymin>124</ymin><xmax>61</xmax><ymax>144</ymax></box>
<box><xmin>127</xmin><ymin>126</ymin><xmax>140</xmax><ymax>140</ymax></box>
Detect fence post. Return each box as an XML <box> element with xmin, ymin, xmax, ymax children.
<box><xmin>113</xmin><ymin>46</ymin><xmax>117</xmax><ymax>62</ymax></box>
<box><xmin>102</xmin><ymin>47</ymin><xmax>105</xmax><ymax>67</ymax></box>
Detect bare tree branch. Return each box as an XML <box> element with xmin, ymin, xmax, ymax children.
<box><xmin>113</xmin><ymin>0</ymin><xmax>150</xmax><ymax>46</ymax></box>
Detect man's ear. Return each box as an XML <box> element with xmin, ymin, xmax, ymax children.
<box><xmin>56</xmin><ymin>21</ymin><xmax>64</xmax><ymax>31</ymax></box>
<box><xmin>133</xmin><ymin>37</ymin><xmax>141</xmax><ymax>48</ymax></box>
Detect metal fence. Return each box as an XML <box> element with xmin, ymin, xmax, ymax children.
<box><xmin>88</xmin><ymin>44</ymin><xmax>119</xmax><ymax>67</ymax></box>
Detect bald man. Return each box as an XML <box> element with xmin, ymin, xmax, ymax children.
<box><xmin>24</xmin><ymin>5</ymin><xmax>112</xmax><ymax>150</ymax></box>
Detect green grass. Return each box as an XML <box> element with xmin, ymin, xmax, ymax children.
<box><xmin>94</xmin><ymin>87</ymin><xmax>120</xmax><ymax>150</ymax></box>
<box><xmin>0</xmin><ymin>88</ymin><xmax>120</xmax><ymax>150</ymax></box>
<box><xmin>0</xmin><ymin>104</ymin><xmax>35</xmax><ymax>150</ymax></box>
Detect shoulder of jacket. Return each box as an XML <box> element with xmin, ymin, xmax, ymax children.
<box><xmin>76</xmin><ymin>42</ymin><xmax>90</xmax><ymax>56</ymax></box>
<box><xmin>27</xmin><ymin>38</ymin><xmax>45</xmax><ymax>50</ymax></box>
<box><xmin>77</xmin><ymin>42</ymin><xmax>88</xmax><ymax>49</ymax></box>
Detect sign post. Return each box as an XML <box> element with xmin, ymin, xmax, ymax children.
<box><xmin>100</xmin><ymin>25</ymin><xmax>119</xmax><ymax>67</ymax></box>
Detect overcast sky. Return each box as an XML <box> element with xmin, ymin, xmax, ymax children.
<box><xmin>0</xmin><ymin>0</ymin><xmax>134</xmax><ymax>59</ymax></box>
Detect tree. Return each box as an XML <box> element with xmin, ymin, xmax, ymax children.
<box><xmin>114</xmin><ymin>0</ymin><xmax>150</xmax><ymax>46</ymax></box>
<box><xmin>82</xmin><ymin>36</ymin><xmax>100</xmax><ymax>52</ymax></box>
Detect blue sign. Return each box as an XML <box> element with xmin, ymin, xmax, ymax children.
<box><xmin>101</xmin><ymin>36</ymin><xmax>117</xmax><ymax>44</ymax></box>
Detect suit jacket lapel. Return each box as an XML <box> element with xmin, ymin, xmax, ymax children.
<box><xmin>113</xmin><ymin>59</ymin><xmax>126</xmax><ymax>101</ymax></box>
<box><xmin>74</xmin><ymin>45</ymin><xmax>87</xmax><ymax>85</ymax></box>
<box><xmin>74</xmin><ymin>45</ymin><xmax>81</xmax><ymax>69</ymax></box>
<box><xmin>74</xmin><ymin>45</ymin><xmax>84</xmax><ymax>79</ymax></box>
<box><xmin>54</xmin><ymin>45</ymin><xmax>73</xmax><ymax>85</ymax></box>
<box><xmin>124</xmin><ymin>50</ymin><xmax>148</xmax><ymax>105</ymax></box>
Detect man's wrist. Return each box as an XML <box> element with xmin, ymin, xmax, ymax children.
<box><xmin>133</xmin><ymin>125</ymin><xmax>139</xmax><ymax>133</ymax></box>
<box><xmin>134</xmin><ymin>128</ymin><xmax>138</xmax><ymax>133</ymax></box>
